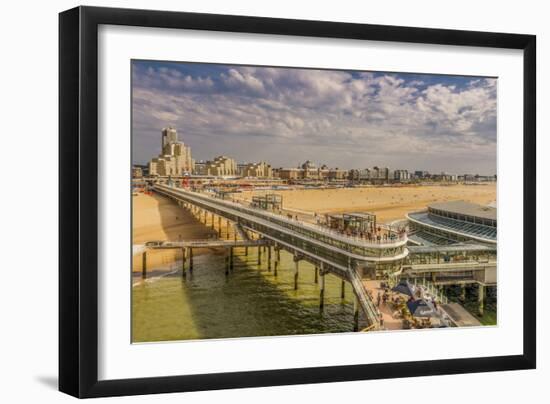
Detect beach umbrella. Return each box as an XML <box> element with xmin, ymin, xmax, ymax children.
<box><xmin>407</xmin><ymin>299</ymin><xmax>437</xmax><ymax>318</ymax></box>
<box><xmin>392</xmin><ymin>280</ymin><xmax>417</xmax><ymax>297</ymax></box>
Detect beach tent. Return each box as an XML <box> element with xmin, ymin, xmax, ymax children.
<box><xmin>407</xmin><ymin>299</ymin><xmax>437</xmax><ymax>318</ymax></box>
<box><xmin>392</xmin><ymin>280</ymin><xmax>417</xmax><ymax>297</ymax></box>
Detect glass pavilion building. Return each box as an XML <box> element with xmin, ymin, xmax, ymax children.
<box><xmin>406</xmin><ymin>200</ymin><xmax>497</xmax><ymax>246</ymax></box>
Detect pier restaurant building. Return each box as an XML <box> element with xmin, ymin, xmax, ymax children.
<box><xmin>406</xmin><ymin>200</ymin><xmax>497</xmax><ymax>246</ymax></box>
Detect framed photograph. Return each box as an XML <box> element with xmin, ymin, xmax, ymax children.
<box><xmin>59</xmin><ymin>6</ymin><xmax>536</xmax><ymax>398</ymax></box>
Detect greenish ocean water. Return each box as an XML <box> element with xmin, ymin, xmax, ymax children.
<box><xmin>132</xmin><ymin>248</ymin><xmax>357</xmax><ymax>342</ymax></box>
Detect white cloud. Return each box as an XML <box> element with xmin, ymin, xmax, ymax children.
<box><xmin>132</xmin><ymin>63</ymin><xmax>497</xmax><ymax>174</ymax></box>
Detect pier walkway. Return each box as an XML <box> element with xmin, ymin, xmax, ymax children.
<box><xmin>143</xmin><ymin>239</ymin><xmax>266</xmax><ymax>250</ymax></box>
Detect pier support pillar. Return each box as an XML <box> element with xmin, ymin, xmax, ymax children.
<box><xmin>218</xmin><ymin>216</ymin><xmax>222</xmax><ymax>237</ymax></box>
<box><xmin>353</xmin><ymin>294</ymin><xmax>360</xmax><ymax>331</ymax></box>
<box><xmin>341</xmin><ymin>279</ymin><xmax>346</xmax><ymax>299</ymax></box>
<box><xmin>319</xmin><ymin>267</ymin><xmax>325</xmax><ymax>310</ymax></box>
<box><xmin>478</xmin><ymin>284</ymin><xmax>485</xmax><ymax>317</ymax></box>
<box><xmin>274</xmin><ymin>248</ymin><xmax>280</xmax><ymax>277</ymax></box>
<box><xmin>294</xmin><ymin>259</ymin><xmax>299</xmax><ymax>290</ymax></box>
<box><xmin>211</xmin><ymin>212</ymin><xmax>214</xmax><ymax>229</ymax></box>
<box><xmin>189</xmin><ymin>248</ymin><xmax>194</xmax><ymax>273</ymax></box>
<box><xmin>225</xmin><ymin>250</ymin><xmax>230</xmax><ymax>276</ymax></box>
<box><xmin>230</xmin><ymin>247</ymin><xmax>234</xmax><ymax>271</ymax></box>
<box><xmin>257</xmin><ymin>246</ymin><xmax>262</xmax><ymax>266</ymax></box>
<box><xmin>181</xmin><ymin>248</ymin><xmax>186</xmax><ymax>278</ymax></box>
<box><xmin>141</xmin><ymin>251</ymin><xmax>147</xmax><ymax>279</ymax></box>
<box><xmin>267</xmin><ymin>245</ymin><xmax>272</xmax><ymax>272</ymax></box>
<box><xmin>460</xmin><ymin>284</ymin><xmax>466</xmax><ymax>302</ymax></box>
<box><xmin>314</xmin><ymin>266</ymin><xmax>318</xmax><ymax>283</ymax></box>
<box><xmin>245</xmin><ymin>246</ymin><xmax>248</xmax><ymax>256</ymax></box>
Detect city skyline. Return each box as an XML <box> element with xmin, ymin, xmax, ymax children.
<box><xmin>132</xmin><ymin>60</ymin><xmax>497</xmax><ymax>175</ymax></box>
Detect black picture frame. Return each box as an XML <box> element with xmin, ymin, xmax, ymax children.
<box><xmin>59</xmin><ymin>6</ymin><xmax>536</xmax><ymax>398</ymax></box>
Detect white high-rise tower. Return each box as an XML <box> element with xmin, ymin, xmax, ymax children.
<box><xmin>149</xmin><ymin>127</ymin><xmax>195</xmax><ymax>176</ymax></box>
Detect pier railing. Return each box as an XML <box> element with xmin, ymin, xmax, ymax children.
<box><xmin>160</xmin><ymin>185</ymin><xmax>407</xmax><ymax>250</ymax></box>
<box><xmin>348</xmin><ymin>267</ymin><xmax>381</xmax><ymax>327</ymax></box>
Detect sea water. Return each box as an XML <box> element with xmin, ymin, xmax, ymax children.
<box><xmin>132</xmin><ymin>247</ymin><xmax>357</xmax><ymax>342</ymax></box>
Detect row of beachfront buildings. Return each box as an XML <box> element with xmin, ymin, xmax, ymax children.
<box><xmin>142</xmin><ymin>127</ymin><xmax>496</xmax><ymax>183</ymax></box>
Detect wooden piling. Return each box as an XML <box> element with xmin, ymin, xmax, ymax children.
<box><xmin>320</xmin><ymin>268</ymin><xmax>325</xmax><ymax>310</ymax></box>
<box><xmin>478</xmin><ymin>284</ymin><xmax>485</xmax><ymax>317</ymax></box>
<box><xmin>189</xmin><ymin>248</ymin><xmax>194</xmax><ymax>273</ymax></box>
<box><xmin>181</xmin><ymin>248</ymin><xmax>186</xmax><ymax>278</ymax></box>
<box><xmin>257</xmin><ymin>246</ymin><xmax>262</xmax><ymax>266</ymax></box>
<box><xmin>341</xmin><ymin>279</ymin><xmax>345</xmax><ymax>299</ymax></box>
<box><xmin>314</xmin><ymin>266</ymin><xmax>318</xmax><ymax>283</ymax></box>
<box><xmin>274</xmin><ymin>247</ymin><xmax>280</xmax><ymax>277</ymax></box>
<box><xmin>353</xmin><ymin>294</ymin><xmax>360</xmax><ymax>331</ymax></box>
<box><xmin>142</xmin><ymin>251</ymin><xmax>147</xmax><ymax>279</ymax></box>
<box><xmin>294</xmin><ymin>258</ymin><xmax>299</xmax><ymax>290</ymax></box>
<box><xmin>230</xmin><ymin>247</ymin><xmax>234</xmax><ymax>271</ymax></box>
<box><xmin>225</xmin><ymin>250</ymin><xmax>229</xmax><ymax>276</ymax></box>
<box><xmin>267</xmin><ymin>245</ymin><xmax>272</xmax><ymax>272</ymax></box>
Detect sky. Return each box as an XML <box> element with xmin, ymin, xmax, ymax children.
<box><xmin>132</xmin><ymin>60</ymin><xmax>497</xmax><ymax>175</ymax></box>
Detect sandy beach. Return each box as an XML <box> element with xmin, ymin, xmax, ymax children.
<box><xmin>132</xmin><ymin>183</ymin><xmax>496</xmax><ymax>271</ymax></box>
<box><xmin>239</xmin><ymin>183</ymin><xmax>496</xmax><ymax>223</ymax></box>
<box><xmin>132</xmin><ymin>193</ymin><xmax>217</xmax><ymax>272</ymax></box>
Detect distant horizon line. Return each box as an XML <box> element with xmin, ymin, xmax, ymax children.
<box><xmin>131</xmin><ymin>160</ymin><xmax>496</xmax><ymax>177</ymax></box>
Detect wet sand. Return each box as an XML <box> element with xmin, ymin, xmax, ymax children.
<box><xmin>240</xmin><ymin>183</ymin><xmax>496</xmax><ymax>223</ymax></box>
<box><xmin>132</xmin><ymin>193</ymin><xmax>217</xmax><ymax>272</ymax></box>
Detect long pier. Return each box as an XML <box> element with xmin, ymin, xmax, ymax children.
<box><xmin>153</xmin><ymin>184</ymin><xmax>410</xmax><ymax>330</ymax></box>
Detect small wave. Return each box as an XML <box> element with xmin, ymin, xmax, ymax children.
<box><xmin>133</xmin><ymin>268</ymin><xmax>180</xmax><ymax>287</ymax></box>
